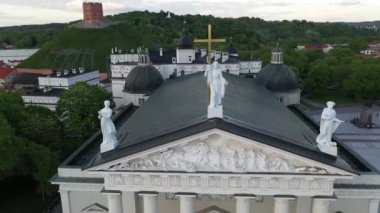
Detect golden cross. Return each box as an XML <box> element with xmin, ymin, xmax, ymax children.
<box><xmin>194</xmin><ymin>24</ymin><xmax>226</xmax><ymax>64</ymax></box>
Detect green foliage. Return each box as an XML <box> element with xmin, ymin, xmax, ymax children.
<box><xmin>343</xmin><ymin>61</ymin><xmax>380</xmax><ymax>100</ymax></box>
<box><xmin>27</xmin><ymin>143</ymin><xmax>59</xmax><ymax>195</ymax></box>
<box><xmin>305</xmin><ymin>61</ymin><xmax>331</xmax><ymax>95</ymax></box>
<box><xmin>19</xmin><ymin>11</ymin><xmax>378</xmax><ymax>71</ymax></box>
<box><xmin>0</xmin><ymin>24</ymin><xmax>63</xmax><ymax>48</ymax></box>
<box><xmin>0</xmin><ymin>92</ymin><xmax>59</xmax><ymax>195</ymax></box>
<box><xmin>0</xmin><ymin>91</ymin><xmax>26</xmax><ymax>128</ymax></box>
<box><xmin>56</xmin><ymin>82</ymin><xmax>113</xmax><ymax>141</ymax></box>
<box><xmin>0</xmin><ymin>115</ymin><xmax>24</xmax><ymax>174</ymax></box>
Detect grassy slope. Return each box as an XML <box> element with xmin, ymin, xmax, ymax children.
<box><xmin>20</xmin><ymin>22</ymin><xmax>149</xmax><ymax>71</ymax></box>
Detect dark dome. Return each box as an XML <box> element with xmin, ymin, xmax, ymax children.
<box><xmin>177</xmin><ymin>29</ymin><xmax>194</xmax><ymax>49</ymax></box>
<box><xmin>256</xmin><ymin>64</ymin><xmax>299</xmax><ymax>92</ymax></box>
<box><xmin>124</xmin><ymin>65</ymin><xmax>163</xmax><ymax>94</ymax></box>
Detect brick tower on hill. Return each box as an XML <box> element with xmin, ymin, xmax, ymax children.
<box><xmin>83</xmin><ymin>2</ymin><xmax>104</xmax><ymax>23</ymax></box>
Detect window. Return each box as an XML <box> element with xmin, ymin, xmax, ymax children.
<box><xmin>188</xmin><ymin>56</ymin><xmax>192</xmax><ymax>62</ymax></box>
<box><xmin>138</xmin><ymin>98</ymin><xmax>145</xmax><ymax>106</ymax></box>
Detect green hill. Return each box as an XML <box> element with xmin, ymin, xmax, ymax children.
<box><xmin>19</xmin><ymin>11</ymin><xmax>379</xmax><ymax>72</ymax></box>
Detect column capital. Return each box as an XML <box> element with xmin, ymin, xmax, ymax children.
<box><xmin>101</xmin><ymin>188</ymin><xmax>122</xmax><ymax>196</ymax></box>
<box><xmin>274</xmin><ymin>195</ymin><xmax>296</xmax><ymax>200</ymax></box>
<box><xmin>234</xmin><ymin>194</ymin><xmax>256</xmax><ymax>199</ymax></box>
<box><xmin>139</xmin><ymin>191</ymin><xmax>159</xmax><ymax>197</ymax></box>
<box><xmin>175</xmin><ymin>192</ymin><xmax>197</xmax><ymax>198</ymax></box>
<box><xmin>312</xmin><ymin>195</ymin><xmax>337</xmax><ymax>201</ymax></box>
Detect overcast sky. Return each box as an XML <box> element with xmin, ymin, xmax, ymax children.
<box><xmin>0</xmin><ymin>0</ymin><xmax>379</xmax><ymax>27</ymax></box>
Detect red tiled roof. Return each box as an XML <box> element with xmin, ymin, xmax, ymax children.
<box><xmin>16</xmin><ymin>68</ymin><xmax>53</xmax><ymax>75</ymax></box>
<box><xmin>99</xmin><ymin>73</ymin><xmax>108</xmax><ymax>81</ymax></box>
<box><xmin>0</xmin><ymin>67</ymin><xmax>15</xmax><ymax>79</ymax></box>
<box><xmin>304</xmin><ymin>44</ymin><xmax>329</xmax><ymax>49</ymax></box>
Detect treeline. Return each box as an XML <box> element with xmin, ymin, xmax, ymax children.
<box><xmin>0</xmin><ymin>24</ymin><xmax>63</xmax><ymax>48</ymax></box>
<box><xmin>0</xmin><ymin>83</ymin><xmax>112</xmax><ymax>196</ymax></box>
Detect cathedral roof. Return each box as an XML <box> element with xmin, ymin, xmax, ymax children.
<box><xmin>89</xmin><ymin>73</ymin><xmax>353</xmax><ymax>172</ymax></box>
<box><xmin>124</xmin><ymin>65</ymin><xmax>163</xmax><ymax>94</ymax></box>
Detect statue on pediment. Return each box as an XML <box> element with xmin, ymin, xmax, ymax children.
<box><xmin>99</xmin><ymin>100</ymin><xmax>118</xmax><ymax>153</ymax></box>
<box><xmin>205</xmin><ymin>61</ymin><xmax>228</xmax><ymax>108</ymax></box>
<box><xmin>316</xmin><ymin>101</ymin><xmax>344</xmax><ymax>146</ymax></box>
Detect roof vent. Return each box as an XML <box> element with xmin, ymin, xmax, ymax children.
<box><xmin>79</xmin><ymin>67</ymin><xmax>85</xmax><ymax>73</ymax></box>
<box><xmin>56</xmin><ymin>71</ymin><xmax>61</xmax><ymax>77</ymax></box>
<box><xmin>63</xmin><ymin>70</ymin><xmax>68</xmax><ymax>75</ymax></box>
<box><xmin>72</xmin><ymin>68</ymin><xmax>77</xmax><ymax>74</ymax></box>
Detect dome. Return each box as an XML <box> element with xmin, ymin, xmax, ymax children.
<box><xmin>177</xmin><ymin>28</ymin><xmax>194</xmax><ymax>49</ymax></box>
<box><xmin>256</xmin><ymin>63</ymin><xmax>299</xmax><ymax>92</ymax></box>
<box><xmin>124</xmin><ymin>65</ymin><xmax>163</xmax><ymax>94</ymax></box>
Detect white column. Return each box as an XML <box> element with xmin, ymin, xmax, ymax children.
<box><xmin>176</xmin><ymin>193</ymin><xmax>196</xmax><ymax>213</ymax></box>
<box><xmin>296</xmin><ymin>196</ymin><xmax>311</xmax><ymax>213</ymax></box>
<box><xmin>122</xmin><ymin>191</ymin><xmax>136</xmax><ymax>213</ymax></box>
<box><xmin>274</xmin><ymin>196</ymin><xmax>295</xmax><ymax>213</ymax></box>
<box><xmin>369</xmin><ymin>200</ymin><xmax>380</xmax><ymax>213</ymax></box>
<box><xmin>312</xmin><ymin>197</ymin><xmax>335</xmax><ymax>213</ymax></box>
<box><xmin>59</xmin><ymin>190</ymin><xmax>71</xmax><ymax>213</ymax></box>
<box><xmin>235</xmin><ymin>195</ymin><xmax>255</xmax><ymax>213</ymax></box>
<box><xmin>106</xmin><ymin>192</ymin><xmax>123</xmax><ymax>213</ymax></box>
<box><xmin>139</xmin><ymin>192</ymin><xmax>158</xmax><ymax>213</ymax></box>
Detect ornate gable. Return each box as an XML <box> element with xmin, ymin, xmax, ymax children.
<box><xmin>82</xmin><ymin>203</ymin><xmax>108</xmax><ymax>212</ymax></box>
<box><xmin>91</xmin><ymin>130</ymin><xmax>351</xmax><ymax>175</ymax></box>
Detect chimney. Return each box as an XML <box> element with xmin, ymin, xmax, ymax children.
<box><xmin>63</xmin><ymin>70</ymin><xmax>68</xmax><ymax>75</ymax></box>
<box><xmin>111</xmin><ymin>48</ymin><xmax>114</xmax><ymax>54</ymax></box>
<box><xmin>201</xmin><ymin>49</ymin><xmax>207</xmax><ymax>57</ymax></box>
<box><xmin>159</xmin><ymin>48</ymin><xmax>163</xmax><ymax>57</ymax></box>
<box><xmin>131</xmin><ymin>49</ymin><xmax>134</xmax><ymax>53</ymax></box>
<box><xmin>79</xmin><ymin>67</ymin><xmax>85</xmax><ymax>73</ymax></box>
<box><xmin>56</xmin><ymin>71</ymin><xmax>61</xmax><ymax>77</ymax></box>
<box><xmin>72</xmin><ymin>68</ymin><xmax>77</xmax><ymax>74</ymax></box>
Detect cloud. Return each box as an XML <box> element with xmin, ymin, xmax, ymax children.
<box><xmin>335</xmin><ymin>0</ymin><xmax>361</xmax><ymax>6</ymax></box>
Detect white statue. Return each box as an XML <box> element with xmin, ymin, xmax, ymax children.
<box><xmin>99</xmin><ymin>100</ymin><xmax>118</xmax><ymax>153</ymax></box>
<box><xmin>205</xmin><ymin>61</ymin><xmax>228</xmax><ymax>109</ymax></box>
<box><xmin>316</xmin><ymin>101</ymin><xmax>344</xmax><ymax>146</ymax></box>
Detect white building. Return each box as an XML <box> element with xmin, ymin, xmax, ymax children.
<box><xmin>52</xmin><ymin>68</ymin><xmax>380</xmax><ymax>213</ymax></box>
<box><xmin>22</xmin><ymin>68</ymin><xmax>100</xmax><ymax>110</ymax></box>
<box><xmin>38</xmin><ymin>68</ymin><xmax>99</xmax><ymax>89</ymax></box>
<box><xmin>110</xmin><ymin>29</ymin><xmax>262</xmax><ymax>107</ymax></box>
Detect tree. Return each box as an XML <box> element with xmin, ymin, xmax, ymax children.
<box><xmin>0</xmin><ymin>115</ymin><xmax>24</xmax><ymax>174</ymax></box>
<box><xmin>56</xmin><ymin>82</ymin><xmax>113</xmax><ymax>143</ymax></box>
<box><xmin>305</xmin><ymin>61</ymin><xmax>330</xmax><ymax>96</ymax></box>
<box><xmin>0</xmin><ymin>91</ymin><xmax>25</xmax><ymax>128</ymax></box>
<box><xmin>18</xmin><ymin>106</ymin><xmax>61</xmax><ymax>150</ymax></box>
<box><xmin>343</xmin><ymin>62</ymin><xmax>380</xmax><ymax>100</ymax></box>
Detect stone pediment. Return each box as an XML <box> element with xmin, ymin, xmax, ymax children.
<box><xmin>95</xmin><ymin>130</ymin><xmax>350</xmax><ymax>175</ymax></box>
<box><xmin>82</xmin><ymin>203</ymin><xmax>108</xmax><ymax>212</ymax></box>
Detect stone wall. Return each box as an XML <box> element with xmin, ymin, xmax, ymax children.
<box><xmin>83</xmin><ymin>2</ymin><xmax>104</xmax><ymax>22</ymax></box>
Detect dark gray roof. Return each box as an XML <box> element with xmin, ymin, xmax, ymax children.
<box><xmin>124</xmin><ymin>65</ymin><xmax>163</xmax><ymax>94</ymax></box>
<box><xmin>14</xmin><ymin>73</ymin><xmax>43</xmax><ymax>85</ymax></box>
<box><xmin>92</xmin><ymin>73</ymin><xmax>352</xmax><ymax>172</ymax></box>
<box><xmin>24</xmin><ymin>88</ymin><xmax>65</xmax><ymax>97</ymax></box>
<box><xmin>226</xmin><ymin>41</ymin><xmax>238</xmax><ymax>54</ymax></box>
<box><xmin>178</xmin><ymin>28</ymin><xmax>194</xmax><ymax>49</ymax></box>
<box><xmin>256</xmin><ymin>63</ymin><xmax>299</xmax><ymax>92</ymax></box>
<box><xmin>309</xmin><ymin>106</ymin><xmax>380</xmax><ymax>173</ymax></box>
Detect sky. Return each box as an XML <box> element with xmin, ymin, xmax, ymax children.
<box><xmin>0</xmin><ymin>0</ymin><xmax>380</xmax><ymax>27</ymax></box>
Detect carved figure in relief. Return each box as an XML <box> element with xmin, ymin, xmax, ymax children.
<box><xmin>256</xmin><ymin>151</ymin><xmax>267</xmax><ymax>171</ymax></box>
<box><xmin>269</xmin><ymin>156</ymin><xmax>292</xmax><ymax>171</ymax></box>
<box><xmin>208</xmin><ymin>145</ymin><xmax>221</xmax><ymax>169</ymax></box>
<box><xmin>192</xmin><ymin>142</ymin><xmax>210</xmax><ymax>167</ymax></box>
<box><xmin>237</xmin><ymin>148</ymin><xmax>247</xmax><ymax>170</ymax></box>
<box><xmin>246</xmin><ymin>150</ymin><xmax>256</xmax><ymax>170</ymax></box>
<box><xmin>220</xmin><ymin>145</ymin><xmax>237</xmax><ymax>171</ymax></box>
